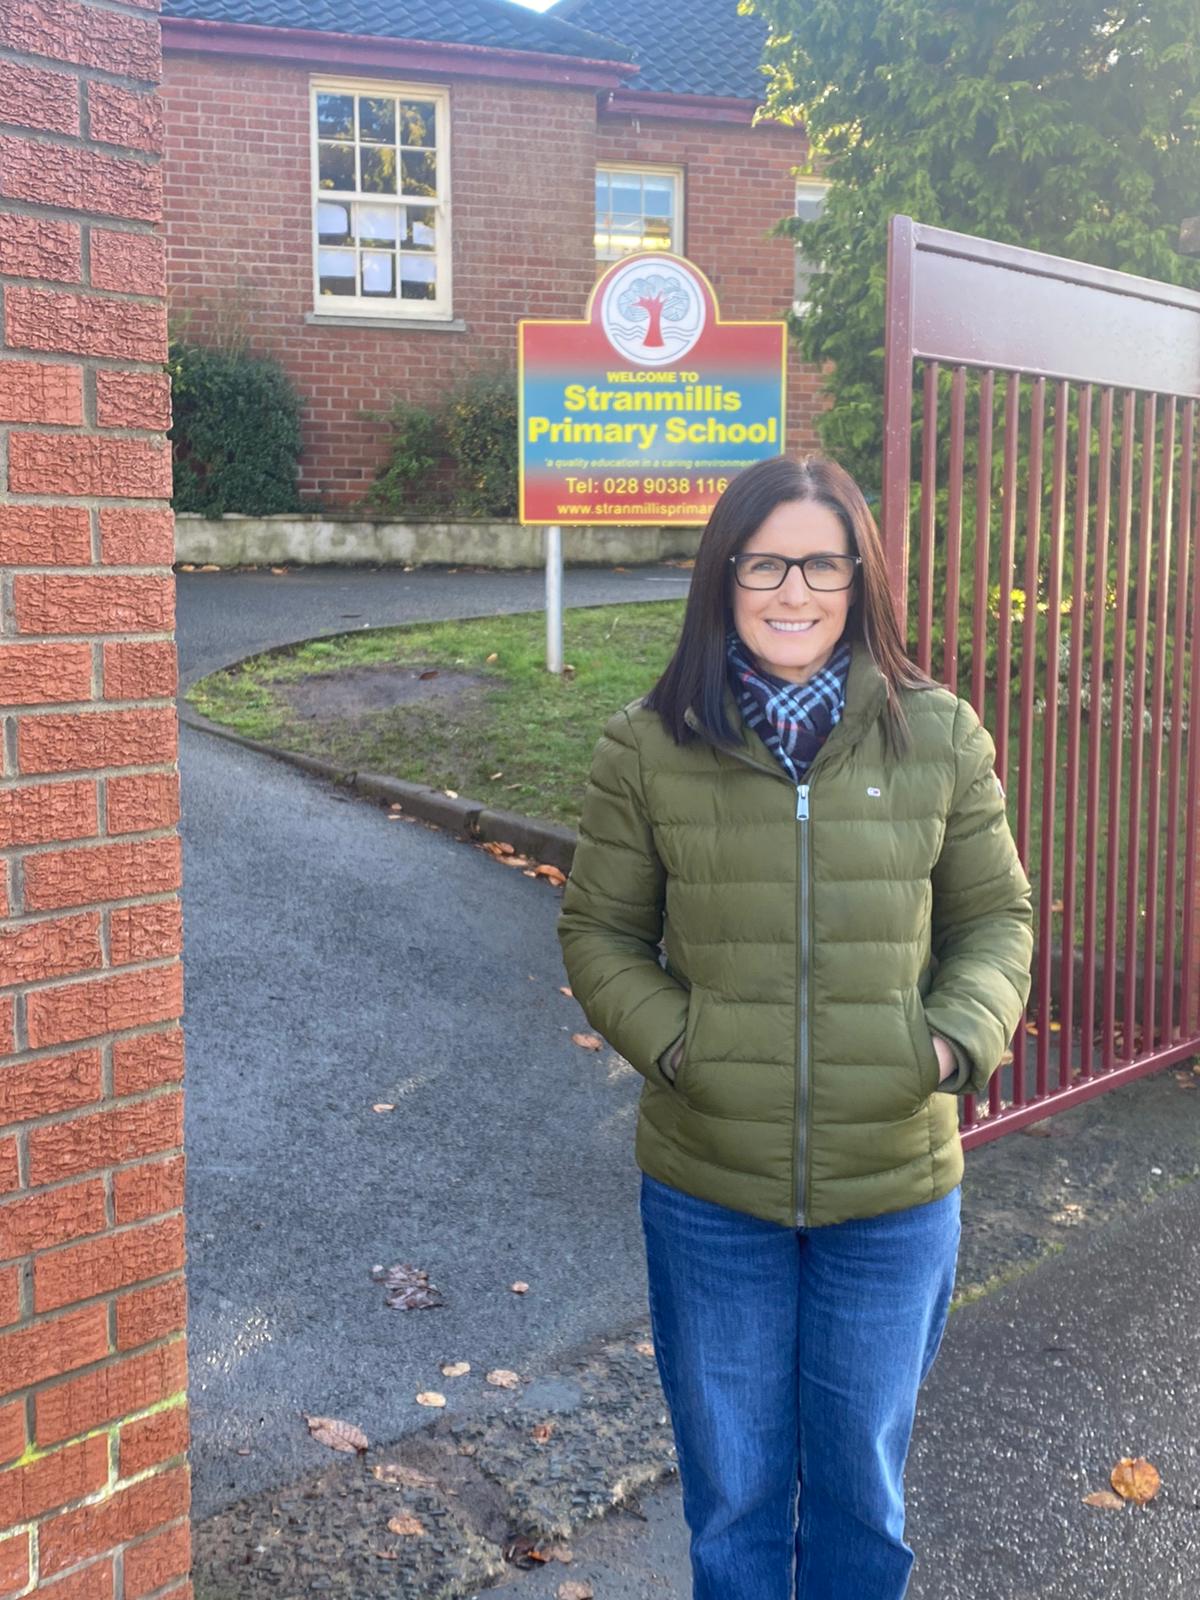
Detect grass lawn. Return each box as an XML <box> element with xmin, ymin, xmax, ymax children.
<box><xmin>186</xmin><ymin>602</ymin><xmax>685</xmax><ymax>827</ymax></box>
<box><xmin>189</xmin><ymin>601</ymin><xmax>1180</xmax><ymax>982</ymax></box>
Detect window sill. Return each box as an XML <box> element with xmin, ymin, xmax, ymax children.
<box><xmin>305</xmin><ymin>312</ymin><xmax>467</xmax><ymax>332</ymax></box>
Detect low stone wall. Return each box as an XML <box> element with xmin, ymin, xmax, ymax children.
<box><xmin>174</xmin><ymin>513</ymin><xmax>702</xmax><ymax>568</ymax></box>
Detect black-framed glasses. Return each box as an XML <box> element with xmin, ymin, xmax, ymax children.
<box><xmin>729</xmin><ymin>552</ymin><xmax>862</xmax><ymax>592</ymax></box>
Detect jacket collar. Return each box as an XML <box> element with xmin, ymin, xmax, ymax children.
<box><xmin>685</xmin><ymin>636</ymin><xmax>888</xmax><ymax>779</ymax></box>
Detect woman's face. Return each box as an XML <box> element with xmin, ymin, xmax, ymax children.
<box><xmin>731</xmin><ymin>498</ymin><xmax>855</xmax><ymax>685</ymax></box>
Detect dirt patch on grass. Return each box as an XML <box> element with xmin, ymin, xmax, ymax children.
<box><xmin>276</xmin><ymin>663</ymin><xmax>487</xmax><ymax>723</ymax></box>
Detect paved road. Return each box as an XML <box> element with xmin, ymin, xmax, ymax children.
<box><xmin>179</xmin><ymin>566</ymin><xmax>690</xmax><ymax>1519</ymax></box>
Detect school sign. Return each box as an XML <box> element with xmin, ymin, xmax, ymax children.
<box><xmin>519</xmin><ymin>253</ymin><xmax>787</xmax><ymax>526</ymax></box>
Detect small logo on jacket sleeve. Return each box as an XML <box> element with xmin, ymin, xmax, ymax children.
<box><xmin>867</xmin><ymin>786</ymin><xmax>881</xmax><ymax>798</ymax></box>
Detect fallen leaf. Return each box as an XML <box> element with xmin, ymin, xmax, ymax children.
<box><xmin>387</xmin><ymin>1514</ymin><xmax>425</xmax><ymax>1537</ymax></box>
<box><xmin>1051</xmin><ymin>899</ymin><xmax>1064</xmax><ymax>913</ymax></box>
<box><xmin>572</xmin><ymin>1033</ymin><xmax>603</xmax><ymax>1051</ymax></box>
<box><xmin>270</xmin><ymin>565</ymin><xmax>288</xmax><ymax>575</ymax></box>
<box><xmin>533</xmin><ymin>864</ymin><xmax>567</xmax><ymax>886</ymax></box>
<box><xmin>634</xmin><ymin>1341</ymin><xmax>655</xmax><ymax>1358</ymax></box>
<box><xmin>559</xmin><ymin>986</ymin><xmax>574</xmax><ymax>998</ymax></box>
<box><xmin>490</xmin><ymin>771</ymin><xmax>504</xmax><ymax>780</ymax></box>
<box><xmin>441</xmin><ymin>1360</ymin><xmax>471</xmax><ymax>1377</ymax></box>
<box><xmin>523</xmin><ymin>869</ymin><xmax>538</xmax><ymax>878</ymax></box>
<box><xmin>235</xmin><ymin>1446</ymin><xmax>252</xmax><ymax>1456</ymax></box>
<box><xmin>371</xmin><ymin>1263</ymin><xmax>445</xmax><ymax>1311</ymax></box>
<box><xmin>482</xmin><ymin>841</ymin><xmax>515</xmax><ymax>858</ymax></box>
<box><xmin>1110</xmin><ymin>1457</ymin><xmax>1160</xmax><ymax>1504</ymax></box>
<box><xmin>304</xmin><ymin>1415</ymin><xmax>368</xmax><ymax>1454</ymax></box>
<box><xmin>199</xmin><ymin>563</ymin><xmax>221</xmax><ymax>572</ymax></box>
<box><xmin>419</xmin><ymin>670</ymin><xmax>439</xmax><ymax>681</ymax></box>
<box><xmin>531</xmin><ymin>1421</ymin><xmax>555</xmax><ymax>1444</ymax></box>
<box><xmin>415</xmin><ymin>1391</ymin><xmax>446</xmax><ymax>1408</ymax></box>
<box><xmin>999</xmin><ymin>1049</ymin><xmax>1014</xmax><ymax>1065</ymax></box>
<box><xmin>1083</xmin><ymin>1490</ymin><xmax>1125</xmax><ymax>1509</ymax></box>
<box><xmin>505</xmin><ymin>1535</ymin><xmax>548</xmax><ymax>1568</ymax></box>
<box><xmin>486</xmin><ymin>652</ymin><xmax>499</xmax><ymax>664</ymax></box>
<box><xmin>511</xmin><ymin>1281</ymin><xmax>530</xmax><ymax>1294</ymax></box>
<box><xmin>373</xmin><ymin>1463</ymin><xmax>435</xmax><ymax>1488</ymax></box>
<box><xmin>372</xmin><ymin>1103</ymin><xmax>396</xmax><ymax>1114</ymax></box>
<box><xmin>373</xmin><ymin>1549</ymin><xmax>399</xmax><ymax>1560</ymax></box>
<box><xmin>561</xmin><ymin>664</ymin><xmax>577</xmax><ymax>680</ymax></box>
<box><xmin>486</xmin><ymin>1368</ymin><xmax>520</xmax><ymax>1389</ymax></box>
<box><xmin>179</xmin><ymin>563</ymin><xmax>196</xmax><ymax>571</ymax></box>
<box><xmin>498</xmin><ymin>854</ymin><xmax>532</xmax><ymax>869</ymax></box>
<box><xmin>612</xmin><ymin>565</ymin><xmax>629</xmax><ymax>573</ymax></box>
<box><xmin>544</xmin><ymin>1543</ymin><xmax>574</xmax><ymax>1563</ymax></box>
<box><xmin>1175</xmin><ymin>1072</ymin><xmax>1196</xmax><ymax>1089</ymax></box>
<box><xmin>558</xmin><ymin>1582</ymin><xmax>594</xmax><ymax>1600</ymax></box>
<box><xmin>1025</xmin><ymin>1022</ymin><xmax>1039</xmax><ymax>1036</ymax></box>
<box><xmin>444</xmin><ymin>789</ymin><xmax>459</xmax><ymax>799</ymax></box>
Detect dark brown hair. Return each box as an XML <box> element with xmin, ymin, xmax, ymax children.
<box><xmin>644</xmin><ymin>454</ymin><xmax>934</xmax><ymax>750</ymax></box>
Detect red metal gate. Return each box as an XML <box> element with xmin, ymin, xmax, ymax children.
<box><xmin>881</xmin><ymin>216</ymin><xmax>1200</xmax><ymax>1145</ymax></box>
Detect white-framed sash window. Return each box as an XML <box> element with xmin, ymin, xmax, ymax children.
<box><xmin>595</xmin><ymin>165</ymin><xmax>683</xmax><ymax>262</ymax></box>
<box><xmin>310</xmin><ymin>78</ymin><xmax>451</xmax><ymax>319</ymax></box>
<box><xmin>793</xmin><ymin>179</ymin><xmax>830</xmax><ymax>315</ymax></box>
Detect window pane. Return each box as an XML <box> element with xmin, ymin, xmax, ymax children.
<box><xmin>594</xmin><ymin>172</ymin><xmax>609</xmax><ymax>210</ymax></box>
<box><xmin>643</xmin><ymin>174</ymin><xmax>675</xmax><ymax>221</ymax></box>
<box><xmin>359</xmin><ymin>96</ymin><xmax>396</xmax><ymax>145</ymax></box>
<box><xmin>643</xmin><ymin>215</ymin><xmax>672</xmax><ymax>248</ymax></box>
<box><xmin>400</xmin><ymin>255</ymin><xmax>436</xmax><ymax>299</ymax></box>
<box><xmin>610</xmin><ymin>175</ymin><xmax>641</xmax><ymax>216</ymax></box>
<box><xmin>795</xmin><ymin>182</ymin><xmax>828</xmax><ymax>223</ymax></box>
<box><xmin>319</xmin><ymin>141</ymin><xmax>355</xmax><ymax>191</ymax></box>
<box><xmin>400</xmin><ymin>101</ymin><xmax>437</xmax><ymax>148</ymax></box>
<box><xmin>609</xmin><ymin>214</ymin><xmax>644</xmax><ymax>250</ymax></box>
<box><xmin>404</xmin><ymin>207</ymin><xmax>436</xmax><ymax>250</ymax></box>
<box><xmin>316</xmin><ymin>94</ymin><xmax>353</xmax><ymax>140</ymax></box>
<box><xmin>360</xmin><ymin>145</ymin><xmax>398</xmax><ymax>194</ymax></box>
<box><xmin>401</xmin><ymin>150</ymin><xmax>436</xmax><ymax>198</ymax></box>
<box><xmin>317</xmin><ymin>201</ymin><xmax>351</xmax><ymax>245</ymax></box>
<box><xmin>357</xmin><ymin>203</ymin><xmax>399</xmax><ymax>247</ymax></box>
<box><xmin>361</xmin><ymin>251</ymin><xmax>396</xmax><ymax>297</ymax></box>
<box><xmin>318</xmin><ymin>248</ymin><xmax>356</xmax><ymax>296</ymax></box>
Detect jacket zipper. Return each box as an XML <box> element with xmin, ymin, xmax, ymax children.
<box><xmin>795</xmin><ymin>783</ymin><xmax>811</xmax><ymax>1228</ymax></box>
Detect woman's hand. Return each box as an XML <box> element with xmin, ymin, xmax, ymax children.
<box><xmin>931</xmin><ymin>1034</ymin><xmax>958</xmax><ymax>1084</ymax></box>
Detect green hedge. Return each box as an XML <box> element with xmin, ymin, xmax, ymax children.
<box><xmin>168</xmin><ymin>343</ymin><xmax>304</xmax><ymax>517</ymax></box>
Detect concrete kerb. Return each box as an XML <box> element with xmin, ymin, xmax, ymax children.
<box><xmin>179</xmin><ymin>700</ymin><xmax>578</xmax><ymax>868</ymax></box>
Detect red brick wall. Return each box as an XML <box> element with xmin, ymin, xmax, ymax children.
<box><xmin>0</xmin><ymin>0</ymin><xmax>190</xmax><ymax>1595</ymax></box>
<box><xmin>161</xmin><ymin>47</ymin><xmax>823</xmax><ymax>508</ymax></box>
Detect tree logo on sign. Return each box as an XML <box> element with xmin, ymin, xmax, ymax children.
<box><xmin>599</xmin><ymin>256</ymin><xmax>706</xmax><ymax>366</ymax></box>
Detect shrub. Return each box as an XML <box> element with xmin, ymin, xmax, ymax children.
<box><xmin>168</xmin><ymin>342</ymin><xmax>304</xmax><ymax>516</ymax></box>
<box><xmin>366</xmin><ymin>367</ymin><xmax>519</xmax><ymax>519</ymax></box>
<box><xmin>442</xmin><ymin>369</ymin><xmax>519</xmax><ymax>517</ymax></box>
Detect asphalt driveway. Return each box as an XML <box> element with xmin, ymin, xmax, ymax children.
<box><xmin>179</xmin><ymin>565</ymin><xmax>691</xmax><ymax>1518</ymax></box>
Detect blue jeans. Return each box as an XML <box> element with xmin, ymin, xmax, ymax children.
<box><xmin>640</xmin><ymin>1174</ymin><xmax>961</xmax><ymax>1600</ymax></box>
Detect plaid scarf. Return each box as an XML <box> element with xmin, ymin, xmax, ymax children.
<box><xmin>727</xmin><ymin>631</ymin><xmax>852</xmax><ymax>783</ymax></box>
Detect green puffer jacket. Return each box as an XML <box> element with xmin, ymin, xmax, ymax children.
<box><xmin>558</xmin><ymin>641</ymin><xmax>1033</xmax><ymax>1228</ymax></box>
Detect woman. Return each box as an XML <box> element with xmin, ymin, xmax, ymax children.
<box><xmin>558</xmin><ymin>455</ymin><xmax>1032</xmax><ymax>1599</ymax></box>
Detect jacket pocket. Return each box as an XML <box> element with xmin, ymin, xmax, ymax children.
<box><xmin>672</xmin><ymin>987</ymin><xmax>704</xmax><ymax>1096</ymax></box>
<box><xmin>906</xmin><ymin>988</ymin><xmax>942</xmax><ymax>1102</ymax></box>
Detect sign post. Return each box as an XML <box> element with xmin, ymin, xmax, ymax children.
<box><xmin>519</xmin><ymin>253</ymin><xmax>786</xmax><ymax>672</ymax></box>
<box><xmin>545</xmin><ymin>524</ymin><xmax>563</xmax><ymax>675</ymax></box>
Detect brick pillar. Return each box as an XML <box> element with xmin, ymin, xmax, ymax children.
<box><xmin>0</xmin><ymin>0</ymin><xmax>190</xmax><ymax>1595</ymax></box>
